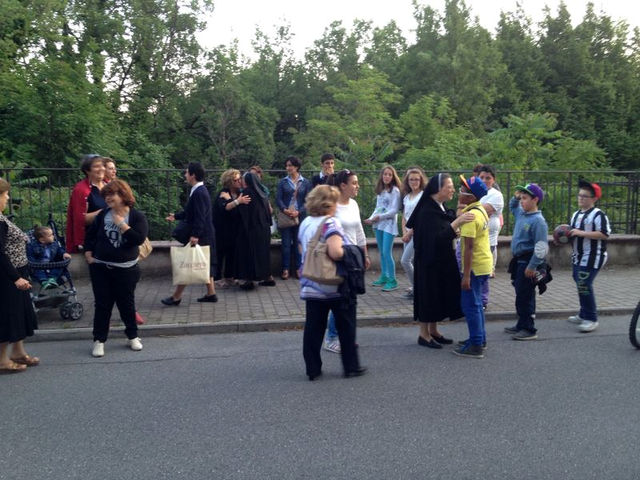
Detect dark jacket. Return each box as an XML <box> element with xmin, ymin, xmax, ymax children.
<box><xmin>174</xmin><ymin>184</ymin><xmax>215</xmax><ymax>247</ymax></box>
<box><xmin>27</xmin><ymin>240</ymin><xmax>66</xmax><ymax>264</ymax></box>
<box><xmin>85</xmin><ymin>208</ymin><xmax>148</xmax><ymax>263</ymax></box>
<box><xmin>337</xmin><ymin>245</ymin><xmax>366</xmax><ymax>302</ymax></box>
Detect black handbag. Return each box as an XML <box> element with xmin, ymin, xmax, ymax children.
<box><xmin>172</xmin><ymin>221</ymin><xmax>192</xmax><ymax>245</ymax></box>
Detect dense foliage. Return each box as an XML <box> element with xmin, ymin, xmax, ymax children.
<box><xmin>1</xmin><ymin>0</ymin><xmax>639</xmax><ymax>173</ymax></box>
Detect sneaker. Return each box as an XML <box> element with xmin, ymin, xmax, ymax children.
<box><xmin>381</xmin><ymin>279</ymin><xmax>398</xmax><ymax>292</ymax></box>
<box><xmin>504</xmin><ymin>326</ymin><xmax>519</xmax><ymax>334</ymax></box>
<box><xmin>127</xmin><ymin>337</ymin><xmax>143</xmax><ymax>351</ymax></box>
<box><xmin>457</xmin><ymin>339</ymin><xmax>487</xmax><ymax>350</ymax></box>
<box><xmin>371</xmin><ymin>276</ymin><xmax>388</xmax><ymax>287</ymax></box>
<box><xmin>512</xmin><ymin>330</ymin><xmax>538</xmax><ymax>341</ymax></box>
<box><xmin>567</xmin><ymin>315</ymin><xmax>584</xmax><ymax>324</ymax></box>
<box><xmin>323</xmin><ymin>339</ymin><xmax>341</xmax><ymax>354</ymax></box>
<box><xmin>578</xmin><ymin>320</ymin><xmax>599</xmax><ymax>333</ymax></box>
<box><xmin>453</xmin><ymin>343</ymin><xmax>484</xmax><ymax>358</ymax></box>
<box><xmin>402</xmin><ymin>290</ymin><xmax>413</xmax><ymax>299</ymax></box>
<box><xmin>92</xmin><ymin>341</ymin><xmax>105</xmax><ymax>358</ymax></box>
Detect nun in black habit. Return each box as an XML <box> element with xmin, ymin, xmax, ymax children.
<box><xmin>405</xmin><ymin>173</ymin><xmax>474</xmax><ymax>348</ymax></box>
<box><xmin>235</xmin><ymin>172</ymin><xmax>274</xmax><ymax>289</ymax></box>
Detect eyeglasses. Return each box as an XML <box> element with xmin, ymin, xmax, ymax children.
<box><xmin>233</xmin><ymin>178</ymin><xmax>241</xmax><ymax>182</ymax></box>
<box><xmin>577</xmin><ymin>194</ymin><xmax>594</xmax><ymax>199</ymax></box>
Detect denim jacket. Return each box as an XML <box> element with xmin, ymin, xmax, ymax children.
<box><xmin>276</xmin><ymin>176</ymin><xmax>311</xmax><ymax>216</ymax></box>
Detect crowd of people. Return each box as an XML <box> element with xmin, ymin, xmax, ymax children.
<box><xmin>0</xmin><ymin>154</ymin><xmax>612</xmax><ymax>377</ymax></box>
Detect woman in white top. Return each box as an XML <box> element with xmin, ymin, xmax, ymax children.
<box><xmin>400</xmin><ymin>167</ymin><xmax>427</xmax><ymax>300</ymax></box>
<box><xmin>478</xmin><ymin>165</ymin><xmax>504</xmax><ymax>307</ymax></box>
<box><xmin>364</xmin><ymin>165</ymin><xmax>402</xmax><ymax>292</ymax></box>
<box><xmin>323</xmin><ymin>170</ymin><xmax>370</xmax><ymax>353</ymax></box>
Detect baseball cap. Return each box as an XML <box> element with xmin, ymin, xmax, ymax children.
<box><xmin>459</xmin><ymin>175</ymin><xmax>488</xmax><ymax>200</ymax></box>
<box><xmin>515</xmin><ymin>183</ymin><xmax>544</xmax><ymax>203</ymax></box>
<box><xmin>578</xmin><ymin>179</ymin><xmax>602</xmax><ymax>199</ymax></box>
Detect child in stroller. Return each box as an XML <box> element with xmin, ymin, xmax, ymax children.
<box><xmin>27</xmin><ymin>226</ymin><xmax>71</xmax><ymax>289</ymax></box>
<box><xmin>27</xmin><ymin>217</ymin><xmax>84</xmax><ymax>320</ymax></box>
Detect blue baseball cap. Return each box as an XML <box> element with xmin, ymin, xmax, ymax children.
<box><xmin>459</xmin><ymin>175</ymin><xmax>488</xmax><ymax>200</ymax></box>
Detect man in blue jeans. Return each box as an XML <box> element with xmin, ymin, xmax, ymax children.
<box><xmin>454</xmin><ymin>175</ymin><xmax>491</xmax><ymax>359</ymax></box>
<box><xmin>505</xmin><ymin>183</ymin><xmax>549</xmax><ymax>340</ymax></box>
<box><xmin>567</xmin><ymin>180</ymin><xmax>611</xmax><ymax>333</ymax></box>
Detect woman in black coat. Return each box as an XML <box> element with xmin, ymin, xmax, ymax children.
<box><xmin>235</xmin><ymin>172</ymin><xmax>274</xmax><ymax>289</ymax></box>
<box><xmin>406</xmin><ymin>173</ymin><xmax>474</xmax><ymax>349</ymax></box>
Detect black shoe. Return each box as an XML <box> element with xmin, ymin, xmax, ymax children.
<box><xmin>344</xmin><ymin>367</ymin><xmax>367</xmax><ymax>378</ymax></box>
<box><xmin>417</xmin><ymin>336</ymin><xmax>443</xmax><ymax>349</ymax></box>
<box><xmin>161</xmin><ymin>297</ymin><xmax>181</xmax><ymax>306</ymax></box>
<box><xmin>504</xmin><ymin>326</ymin><xmax>519</xmax><ymax>334</ymax></box>
<box><xmin>457</xmin><ymin>339</ymin><xmax>487</xmax><ymax>350</ymax></box>
<box><xmin>432</xmin><ymin>334</ymin><xmax>453</xmax><ymax>345</ymax></box>
<box><xmin>197</xmin><ymin>294</ymin><xmax>218</xmax><ymax>303</ymax></box>
<box><xmin>453</xmin><ymin>343</ymin><xmax>485</xmax><ymax>359</ymax></box>
<box><xmin>258</xmin><ymin>279</ymin><xmax>276</xmax><ymax>286</ymax></box>
<box><xmin>308</xmin><ymin>371</ymin><xmax>322</xmax><ymax>381</ymax></box>
<box><xmin>239</xmin><ymin>281</ymin><xmax>255</xmax><ymax>290</ymax></box>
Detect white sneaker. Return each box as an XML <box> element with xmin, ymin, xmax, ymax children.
<box><xmin>127</xmin><ymin>337</ymin><xmax>143</xmax><ymax>351</ymax></box>
<box><xmin>323</xmin><ymin>339</ymin><xmax>341</xmax><ymax>354</ymax></box>
<box><xmin>578</xmin><ymin>320</ymin><xmax>598</xmax><ymax>333</ymax></box>
<box><xmin>567</xmin><ymin>315</ymin><xmax>584</xmax><ymax>324</ymax></box>
<box><xmin>92</xmin><ymin>341</ymin><xmax>105</xmax><ymax>358</ymax></box>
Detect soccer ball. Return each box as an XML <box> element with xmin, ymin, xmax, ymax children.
<box><xmin>553</xmin><ymin>224</ymin><xmax>572</xmax><ymax>244</ymax></box>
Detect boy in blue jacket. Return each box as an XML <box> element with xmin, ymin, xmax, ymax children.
<box><xmin>505</xmin><ymin>183</ymin><xmax>548</xmax><ymax>340</ymax></box>
<box><xmin>27</xmin><ymin>226</ymin><xmax>71</xmax><ymax>288</ymax></box>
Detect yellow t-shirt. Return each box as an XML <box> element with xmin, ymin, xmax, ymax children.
<box><xmin>460</xmin><ymin>202</ymin><xmax>493</xmax><ymax>276</ymax></box>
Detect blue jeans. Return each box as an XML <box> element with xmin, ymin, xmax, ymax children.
<box><xmin>460</xmin><ymin>273</ymin><xmax>488</xmax><ymax>345</ymax></box>
<box><xmin>572</xmin><ymin>265</ymin><xmax>599</xmax><ymax>321</ymax></box>
<box><xmin>512</xmin><ymin>261</ymin><xmax>537</xmax><ymax>333</ymax></box>
<box><xmin>326</xmin><ymin>311</ymin><xmax>338</xmax><ymax>341</ymax></box>
<box><xmin>375</xmin><ymin>229</ymin><xmax>396</xmax><ymax>281</ymax></box>
<box><xmin>280</xmin><ymin>225</ymin><xmax>300</xmax><ymax>271</ymax></box>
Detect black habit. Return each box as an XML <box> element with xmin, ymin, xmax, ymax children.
<box><xmin>213</xmin><ymin>187</ymin><xmax>239</xmax><ymax>279</ymax></box>
<box><xmin>235</xmin><ymin>173</ymin><xmax>272</xmax><ymax>281</ymax></box>
<box><xmin>406</xmin><ymin>194</ymin><xmax>463</xmax><ymax>323</ymax></box>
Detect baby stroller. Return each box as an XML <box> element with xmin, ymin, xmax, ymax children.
<box><xmin>27</xmin><ymin>215</ymin><xmax>84</xmax><ymax>321</ymax></box>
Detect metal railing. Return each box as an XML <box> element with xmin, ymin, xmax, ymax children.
<box><xmin>1</xmin><ymin>168</ymin><xmax>638</xmax><ymax>239</ymax></box>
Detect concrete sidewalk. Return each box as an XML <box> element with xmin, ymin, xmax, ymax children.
<box><xmin>32</xmin><ymin>265</ymin><xmax>640</xmax><ymax>341</ymax></box>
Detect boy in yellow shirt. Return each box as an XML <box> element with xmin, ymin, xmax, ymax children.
<box><xmin>454</xmin><ymin>175</ymin><xmax>492</xmax><ymax>358</ymax></box>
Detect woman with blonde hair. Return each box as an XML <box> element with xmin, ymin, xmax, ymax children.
<box><xmin>298</xmin><ymin>185</ymin><xmax>365</xmax><ymax>380</ymax></box>
<box><xmin>400</xmin><ymin>167</ymin><xmax>427</xmax><ymax>299</ymax></box>
<box><xmin>364</xmin><ymin>165</ymin><xmax>402</xmax><ymax>292</ymax></box>
<box><xmin>213</xmin><ymin>169</ymin><xmax>250</xmax><ymax>288</ymax></box>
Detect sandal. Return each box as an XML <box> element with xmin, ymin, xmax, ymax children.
<box><xmin>10</xmin><ymin>354</ymin><xmax>40</xmax><ymax>366</ymax></box>
<box><xmin>281</xmin><ymin>270</ymin><xmax>289</xmax><ymax>280</ymax></box>
<box><xmin>0</xmin><ymin>361</ymin><xmax>28</xmax><ymax>373</ymax></box>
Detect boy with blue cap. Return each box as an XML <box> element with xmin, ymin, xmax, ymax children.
<box><xmin>505</xmin><ymin>183</ymin><xmax>549</xmax><ymax>340</ymax></box>
<box><xmin>453</xmin><ymin>175</ymin><xmax>492</xmax><ymax>358</ymax></box>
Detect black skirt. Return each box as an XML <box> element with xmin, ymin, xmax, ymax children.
<box><xmin>0</xmin><ymin>265</ymin><xmax>38</xmax><ymax>343</ymax></box>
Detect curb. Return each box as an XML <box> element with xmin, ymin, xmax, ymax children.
<box><xmin>29</xmin><ymin>307</ymin><xmax>634</xmax><ymax>343</ymax></box>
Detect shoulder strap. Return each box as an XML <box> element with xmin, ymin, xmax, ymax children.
<box><xmin>311</xmin><ymin>216</ymin><xmax>331</xmax><ymax>243</ymax></box>
<box><xmin>469</xmin><ymin>206</ymin><xmax>489</xmax><ymax>222</ymax></box>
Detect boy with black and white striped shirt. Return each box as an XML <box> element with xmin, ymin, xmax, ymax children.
<box><xmin>567</xmin><ymin>180</ymin><xmax>611</xmax><ymax>332</ymax></box>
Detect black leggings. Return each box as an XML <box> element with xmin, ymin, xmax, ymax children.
<box><xmin>89</xmin><ymin>263</ymin><xmax>140</xmax><ymax>342</ymax></box>
<box><xmin>303</xmin><ymin>298</ymin><xmax>360</xmax><ymax>377</ymax></box>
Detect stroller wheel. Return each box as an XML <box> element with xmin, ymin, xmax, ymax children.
<box><xmin>69</xmin><ymin>302</ymin><xmax>84</xmax><ymax>321</ymax></box>
<box><xmin>59</xmin><ymin>303</ymin><xmax>71</xmax><ymax>320</ymax></box>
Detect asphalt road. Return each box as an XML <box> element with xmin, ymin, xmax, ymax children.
<box><xmin>2</xmin><ymin>316</ymin><xmax>639</xmax><ymax>480</ymax></box>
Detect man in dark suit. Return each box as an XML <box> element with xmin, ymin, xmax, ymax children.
<box><xmin>162</xmin><ymin>162</ymin><xmax>218</xmax><ymax>305</ymax></box>
<box><xmin>311</xmin><ymin>153</ymin><xmax>335</xmax><ymax>187</ymax></box>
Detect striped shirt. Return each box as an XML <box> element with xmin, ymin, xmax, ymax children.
<box><xmin>570</xmin><ymin>207</ymin><xmax>611</xmax><ymax>269</ymax></box>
